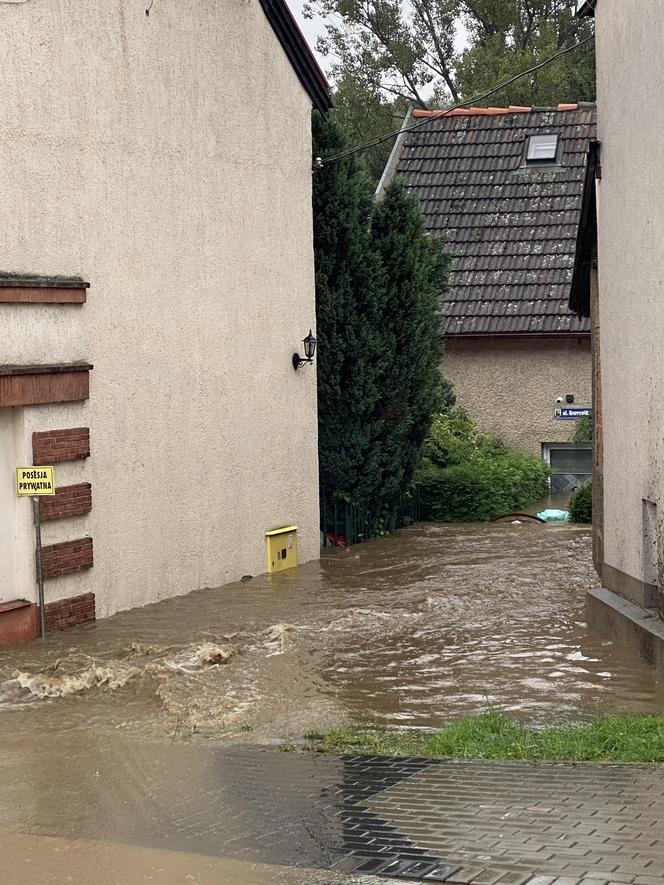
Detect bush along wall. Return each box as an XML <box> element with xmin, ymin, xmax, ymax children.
<box><xmin>415</xmin><ymin>409</ymin><xmax>551</xmax><ymax>522</ymax></box>
<box><xmin>569</xmin><ymin>482</ymin><xmax>592</xmax><ymax>523</ymax></box>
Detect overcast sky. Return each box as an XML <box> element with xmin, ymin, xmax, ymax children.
<box><xmin>290</xmin><ymin>0</ymin><xmax>331</xmax><ymax>71</ymax></box>
<box><xmin>289</xmin><ymin>0</ymin><xmax>469</xmax><ymax>89</ymax></box>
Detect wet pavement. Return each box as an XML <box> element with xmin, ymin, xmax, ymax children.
<box><xmin>1</xmin><ymin>832</ymin><xmax>358</xmax><ymax>885</ymax></box>
<box><xmin>1</xmin><ymin>522</ymin><xmax>664</xmax><ymax>882</ymax></box>
<box><xmin>2</xmin><ymin>736</ymin><xmax>663</xmax><ymax>884</ymax></box>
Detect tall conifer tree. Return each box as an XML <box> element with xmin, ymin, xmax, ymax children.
<box><xmin>312</xmin><ymin>112</ymin><xmax>385</xmax><ymax>507</ymax></box>
<box><xmin>367</xmin><ymin>180</ymin><xmax>446</xmax><ymax>517</ymax></box>
<box><xmin>313</xmin><ymin>116</ymin><xmax>448</xmax><ymax>522</ymax></box>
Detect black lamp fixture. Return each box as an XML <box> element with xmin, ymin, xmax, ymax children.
<box><xmin>293</xmin><ymin>330</ymin><xmax>317</xmax><ymax>370</ymax></box>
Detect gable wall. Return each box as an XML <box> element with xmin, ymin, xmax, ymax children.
<box><xmin>0</xmin><ymin>0</ymin><xmax>319</xmax><ymax>618</ymax></box>
<box><xmin>443</xmin><ymin>338</ymin><xmax>592</xmax><ymax>456</ymax></box>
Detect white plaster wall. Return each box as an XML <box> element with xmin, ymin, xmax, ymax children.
<box><xmin>594</xmin><ymin>0</ymin><xmax>664</xmax><ymax>587</ymax></box>
<box><xmin>443</xmin><ymin>338</ymin><xmax>592</xmax><ymax>455</ymax></box>
<box><xmin>0</xmin><ymin>304</ymin><xmax>84</xmax><ymax>365</ymax></box>
<box><xmin>0</xmin><ymin>409</ymin><xmax>30</xmax><ymax>604</ymax></box>
<box><xmin>0</xmin><ymin>0</ymin><xmax>320</xmax><ymax>616</ymax></box>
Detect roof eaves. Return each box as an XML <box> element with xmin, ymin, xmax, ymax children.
<box><xmin>576</xmin><ymin>0</ymin><xmax>596</xmax><ymax>17</ymax></box>
<box><xmin>569</xmin><ymin>140</ymin><xmax>600</xmax><ymax>317</ymax></box>
<box><xmin>375</xmin><ymin>107</ymin><xmax>413</xmax><ymax>199</ymax></box>
<box><xmin>445</xmin><ymin>331</ymin><xmax>591</xmax><ymax>340</ymax></box>
<box><xmin>258</xmin><ymin>0</ymin><xmax>333</xmax><ymax>114</ymax></box>
<box><xmin>410</xmin><ymin>103</ymin><xmax>585</xmax><ymax>119</ymax></box>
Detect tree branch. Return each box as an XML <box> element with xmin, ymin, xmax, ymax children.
<box><xmin>410</xmin><ymin>0</ymin><xmax>460</xmax><ymax>101</ymax></box>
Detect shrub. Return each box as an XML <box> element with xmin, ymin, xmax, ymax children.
<box><xmin>416</xmin><ymin>408</ymin><xmax>551</xmax><ymax>521</ymax></box>
<box><xmin>574</xmin><ymin>415</ymin><xmax>593</xmax><ymax>443</ymax></box>
<box><xmin>569</xmin><ymin>482</ymin><xmax>592</xmax><ymax>523</ymax></box>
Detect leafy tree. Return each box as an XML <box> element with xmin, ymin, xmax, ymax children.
<box><xmin>332</xmin><ymin>74</ymin><xmax>408</xmax><ymax>186</ymax></box>
<box><xmin>305</xmin><ymin>0</ymin><xmax>595</xmax><ymax>183</ymax></box>
<box><xmin>455</xmin><ymin>1</ymin><xmax>596</xmax><ymax>107</ymax></box>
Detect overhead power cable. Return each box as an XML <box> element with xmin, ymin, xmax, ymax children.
<box><xmin>320</xmin><ymin>34</ymin><xmax>595</xmax><ymax>165</ymax></box>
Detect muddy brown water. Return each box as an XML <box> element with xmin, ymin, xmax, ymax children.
<box><xmin>0</xmin><ymin>522</ymin><xmax>663</xmax><ymax>744</ymax></box>
<box><xmin>2</xmin><ymin>522</ymin><xmax>664</xmax><ymax>883</ymax></box>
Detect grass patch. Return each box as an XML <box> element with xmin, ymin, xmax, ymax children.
<box><xmin>304</xmin><ymin>712</ymin><xmax>664</xmax><ymax>763</ymax></box>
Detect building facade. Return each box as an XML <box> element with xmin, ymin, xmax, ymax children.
<box><xmin>0</xmin><ymin>0</ymin><xmax>331</xmax><ymax>642</ymax></box>
<box><xmin>378</xmin><ymin>105</ymin><xmax>595</xmax><ymax>487</ymax></box>
<box><xmin>572</xmin><ymin>0</ymin><xmax>664</xmax><ymax>669</ymax></box>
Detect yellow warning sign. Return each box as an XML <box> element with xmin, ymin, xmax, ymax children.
<box><xmin>16</xmin><ymin>467</ymin><xmax>56</xmax><ymax>496</ymax></box>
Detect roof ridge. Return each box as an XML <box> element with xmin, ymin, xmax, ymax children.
<box><xmin>411</xmin><ymin>102</ymin><xmax>595</xmax><ymax>118</ymax></box>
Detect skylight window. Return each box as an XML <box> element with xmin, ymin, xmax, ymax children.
<box><xmin>526</xmin><ymin>134</ymin><xmax>559</xmax><ymax>163</ymax></box>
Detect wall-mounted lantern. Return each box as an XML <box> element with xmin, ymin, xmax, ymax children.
<box><xmin>292</xmin><ymin>330</ymin><xmax>317</xmax><ymax>370</ymax></box>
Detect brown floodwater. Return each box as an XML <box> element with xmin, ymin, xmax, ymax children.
<box><xmin>0</xmin><ymin>522</ymin><xmax>663</xmax><ymax>745</ymax></box>
<box><xmin>2</xmin><ymin>522</ymin><xmax>664</xmax><ymax>883</ymax></box>
<box><xmin>0</xmin><ymin>832</ymin><xmax>345</xmax><ymax>885</ymax></box>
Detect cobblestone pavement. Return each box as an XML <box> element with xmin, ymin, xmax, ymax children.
<box><xmin>1</xmin><ymin>737</ymin><xmax>663</xmax><ymax>884</ymax></box>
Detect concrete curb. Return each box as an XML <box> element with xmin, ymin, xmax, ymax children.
<box><xmin>587</xmin><ymin>586</ymin><xmax>664</xmax><ymax>676</ymax></box>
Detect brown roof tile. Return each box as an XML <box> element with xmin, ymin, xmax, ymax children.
<box><xmin>387</xmin><ymin>104</ymin><xmax>595</xmax><ymax>336</ymax></box>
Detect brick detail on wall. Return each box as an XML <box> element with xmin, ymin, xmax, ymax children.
<box><xmin>44</xmin><ymin>593</ymin><xmax>95</xmax><ymax>633</ymax></box>
<box><xmin>41</xmin><ymin>537</ymin><xmax>93</xmax><ymax>579</ymax></box>
<box><xmin>0</xmin><ymin>365</ymin><xmax>91</xmax><ymax>407</ymax></box>
<box><xmin>39</xmin><ymin>483</ymin><xmax>92</xmax><ymax>521</ymax></box>
<box><xmin>0</xmin><ymin>275</ymin><xmax>88</xmax><ymax>305</ymax></box>
<box><xmin>0</xmin><ymin>287</ymin><xmax>86</xmax><ymax>304</ymax></box>
<box><xmin>33</xmin><ymin>427</ymin><xmax>90</xmax><ymax>464</ymax></box>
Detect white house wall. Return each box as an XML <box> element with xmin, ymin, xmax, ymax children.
<box><xmin>594</xmin><ymin>0</ymin><xmax>664</xmax><ymax>598</ymax></box>
<box><xmin>0</xmin><ymin>0</ymin><xmax>320</xmax><ymax>617</ymax></box>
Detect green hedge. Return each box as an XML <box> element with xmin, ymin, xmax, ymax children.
<box><xmin>416</xmin><ymin>409</ymin><xmax>550</xmax><ymax>522</ymax></box>
<box><xmin>569</xmin><ymin>482</ymin><xmax>592</xmax><ymax>523</ymax></box>
<box><xmin>574</xmin><ymin>415</ymin><xmax>593</xmax><ymax>442</ymax></box>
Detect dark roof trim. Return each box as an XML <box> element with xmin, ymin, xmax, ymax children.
<box><xmin>0</xmin><ymin>362</ymin><xmax>93</xmax><ymax>376</ymax></box>
<box><xmin>258</xmin><ymin>0</ymin><xmax>333</xmax><ymax>114</ymax></box>
<box><xmin>0</xmin><ymin>273</ymin><xmax>89</xmax><ymax>289</ymax></box>
<box><xmin>445</xmin><ymin>332</ymin><xmax>591</xmax><ymax>341</ymax></box>
<box><xmin>576</xmin><ymin>0</ymin><xmax>596</xmax><ymax>17</ymax></box>
<box><xmin>569</xmin><ymin>141</ymin><xmax>600</xmax><ymax>317</ymax></box>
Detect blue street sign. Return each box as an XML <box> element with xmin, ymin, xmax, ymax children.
<box><xmin>554</xmin><ymin>406</ymin><xmax>592</xmax><ymax>420</ymax></box>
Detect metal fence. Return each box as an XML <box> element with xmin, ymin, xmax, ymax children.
<box><xmin>320</xmin><ymin>489</ymin><xmax>421</xmax><ymax>548</ymax></box>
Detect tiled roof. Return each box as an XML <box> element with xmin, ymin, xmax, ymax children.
<box><xmin>383</xmin><ymin>103</ymin><xmax>596</xmax><ymax>336</ymax></box>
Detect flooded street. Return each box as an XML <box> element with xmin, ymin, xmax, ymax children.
<box><xmin>1</xmin><ymin>522</ymin><xmax>663</xmax><ymax>744</ymax></box>
<box><xmin>2</xmin><ymin>522</ymin><xmax>664</xmax><ymax>883</ymax></box>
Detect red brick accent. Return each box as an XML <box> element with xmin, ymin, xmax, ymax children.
<box><xmin>40</xmin><ymin>483</ymin><xmax>92</xmax><ymax>521</ymax></box>
<box><xmin>0</xmin><ymin>601</ymin><xmax>40</xmax><ymax>646</ymax></box>
<box><xmin>44</xmin><ymin>593</ymin><xmax>95</xmax><ymax>633</ymax></box>
<box><xmin>33</xmin><ymin>428</ymin><xmax>90</xmax><ymax>464</ymax></box>
<box><xmin>41</xmin><ymin>537</ymin><xmax>93</xmax><ymax>579</ymax></box>
<box><xmin>0</xmin><ymin>366</ymin><xmax>90</xmax><ymax>407</ymax></box>
<box><xmin>0</xmin><ymin>287</ymin><xmax>86</xmax><ymax>303</ymax></box>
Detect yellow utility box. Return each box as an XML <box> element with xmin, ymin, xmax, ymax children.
<box><xmin>265</xmin><ymin>526</ymin><xmax>298</xmax><ymax>573</ymax></box>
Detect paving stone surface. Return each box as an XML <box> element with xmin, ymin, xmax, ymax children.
<box><xmin>254</xmin><ymin>749</ymin><xmax>664</xmax><ymax>883</ymax></box>
<box><xmin>2</xmin><ymin>738</ymin><xmax>663</xmax><ymax>883</ymax></box>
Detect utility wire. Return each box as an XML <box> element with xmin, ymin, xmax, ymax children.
<box><xmin>320</xmin><ymin>34</ymin><xmax>595</xmax><ymax>165</ymax></box>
